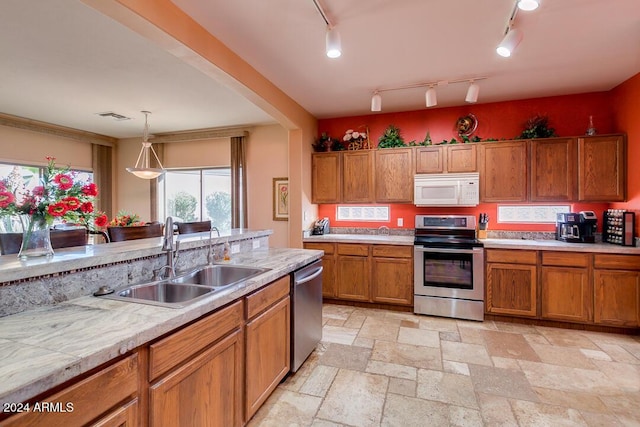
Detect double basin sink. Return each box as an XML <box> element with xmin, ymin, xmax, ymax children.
<box><xmin>101</xmin><ymin>264</ymin><xmax>270</xmax><ymax>308</ymax></box>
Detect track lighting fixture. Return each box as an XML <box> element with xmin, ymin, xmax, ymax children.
<box><xmin>126</xmin><ymin>111</ymin><xmax>164</xmax><ymax>179</ymax></box>
<box><xmin>465</xmin><ymin>81</ymin><xmax>480</xmax><ymax>103</ymax></box>
<box><xmin>325</xmin><ymin>27</ymin><xmax>341</xmax><ymax>58</ymax></box>
<box><xmin>496</xmin><ymin>27</ymin><xmax>523</xmax><ymax>57</ymax></box>
<box><xmin>517</xmin><ymin>0</ymin><xmax>540</xmax><ymax>11</ymax></box>
<box><xmin>425</xmin><ymin>86</ymin><xmax>437</xmax><ymax>108</ymax></box>
<box><xmin>369</xmin><ymin>77</ymin><xmax>486</xmax><ymax>112</ymax></box>
<box><xmin>371</xmin><ymin>92</ymin><xmax>382</xmax><ymax>112</ymax></box>
<box><xmin>312</xmin><ymin>0</ymin><xmax>341</xmax><ymax>59</ymax></box>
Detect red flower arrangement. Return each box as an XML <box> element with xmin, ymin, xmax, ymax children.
<box><xmin>0</xmin><ymin>157</ymin><xmax>107</xmax><ymax>229</ymax></box>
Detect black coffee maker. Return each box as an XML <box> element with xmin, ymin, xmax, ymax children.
<box><xmin>556</xmin><ymin>211</ymin><xmax>597</xmax><ymax>243</ymax></box>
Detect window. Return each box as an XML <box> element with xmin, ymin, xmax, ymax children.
<box><xmin>497</xmin><ymin>205</ymin><xmax>571</xmax><ymax>223</ymax></box>
<box><xmin>336</xmin><ymin>206</ymin><xmax>390</xmax><ymax>221</ymax></box>
<box><xmin>158</xmin><ymin>168</ymin><xmax>232</xmax><ymax>232</ymax></box>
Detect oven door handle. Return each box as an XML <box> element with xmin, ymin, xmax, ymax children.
<box><xmin>414</xmin><ymin>246</ymin><xmax>480</xmax><ymax>255</ymax></box>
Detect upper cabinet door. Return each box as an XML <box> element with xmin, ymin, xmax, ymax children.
<box><xmin>311</xmin><ymin>153</ymin><xmax>341</xmax><ymax>204</ymax></box>
<box><xmin>578</xmin><ymin>135</ymin><xmax>626</xmax><ymax>202</ymax></box>
<box><xmin>415</xmin><ymin>146</ymin><xmax>445</xmax><ymax>174</ymax></box>
<box><xmin>530</xmin><ymin>138</ymin><xmax>577</xmax><ymax>202</ymax></box>
<box><xmin>479</xmin><ymin>140</ymin><xmax>529</xmax><ymax>202</ymax></box>
<box><xmin>375</xmin><ymin>148</ymin><xmax>414</xmax><ymax>203</ymax></box>
<box><xmin>342</xmin><ymin>151</ymin><xmax>374</xmax><ymax>203</ymax></box>
<box><xmin>447</xmin><ymin>145</ymin><xmax>477</xmax><ymax>173</ymax></box>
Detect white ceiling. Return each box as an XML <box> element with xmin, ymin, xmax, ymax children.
<box><xmin>1</xmin><ymin>0</ymin><xmax>639</xmax><ymax>139</ymax></box>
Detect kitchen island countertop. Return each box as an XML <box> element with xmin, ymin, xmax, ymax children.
<box><xmin>0</xmin><ymin>246</ymin><xmax>322</xmax><ymax>407</ymax></box>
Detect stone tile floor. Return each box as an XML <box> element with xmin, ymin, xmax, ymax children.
<box><xmin>249</xmin><ymin>304</ymin><xmax>640</xmax><ymax>427</ymax></box>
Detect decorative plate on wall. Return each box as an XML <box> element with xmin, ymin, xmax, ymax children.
<box><xmin>455</xmin><ymin>114</ymin><xmax>478</xmax><ymax>136</ymax></box>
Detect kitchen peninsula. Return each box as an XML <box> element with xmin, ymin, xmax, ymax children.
<box><xmin>0</xmin><ymin>230</ymin><xmax>322</xmax><ymax>425</ymax></box>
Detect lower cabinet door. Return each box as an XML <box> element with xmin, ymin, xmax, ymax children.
<box><xmin>337</xmin><ymin>255</ymin><xmax>370</xmax><ymax>301</ymax></box>
<box><xmin>150</xmin><ymin>330</ymin><xmax>243</xmax><ymax>427</ymax></box>
<box><xmin>371</xmin><ymin>257</ymin><xmax>413</xmax><ymax>306</ymax></box>
<box><xmin>92</xmin><ymin>399</ymin><xmax>138</xmax><ymax>427</ymax></box>
<box><xmin>245</xmin><ymin>297</ymin><xmax>291</xmax><ymax>421</ymax></box>
<box><xmin>486</xmin><ymin>263</ymin><xmax>537</xmax><ymax>317</ymax></box>
<box><xmin>541</xmin><ymin>266</ymin><xmax>592</xmax><ymax>323</ymax></box>
<box><xmin>594</xmin><ymin>270</ymin><xmax>640</xmax><ymax>327</ymax></box>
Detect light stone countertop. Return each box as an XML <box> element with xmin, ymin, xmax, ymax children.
<box><xmin>481</xmin><ymin>238</ymin><xmax>640</xmax><ymax>254</ymax></box>
<box><xmin>0</xmin><ymin>229</ymin><xmax>271</xmax><ymax>283</ymax></box>
<box><xmin>0</xmin><ymin>246</ymin><xmax>322</xmax><ymax>406</ymax></box>
<box><xmin>303</xmin><ymin>233</ymin><xmax>640</xmax><ymax>255</ymax></box>
<box><xmin>303</xmin><ymin>233</ymin><xmax>414</xmax><ymax>246</ymax></box>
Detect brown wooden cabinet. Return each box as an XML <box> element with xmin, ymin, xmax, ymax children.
<box><xmin>540</xmin><ymin>252</ymin><xmax>592</xmax><ymax>323</ymax></box>
<box><xmin>150</xmin><ymin>330</ymin><xmax>243</xmax><ymax>427</ymax></box>
<box><xmin>479</xmin><ymin>140</ymin><xmax>528</xmax><ymax>202</ymax></box>
<box><xmin>530</xmin><ymin>138</ymin><xmax>577</xmax><ymax>202</ymax></box>
<box><xmin>578</xmin><ymin>135</ymin><xmax>626</xmax><ymax>201</ymax></box>
<box><xmin>593</xmin><ymin>254</ymin><xmax>640</xmax><ymax>327</ymax></box>
<box><xmin>336</xmin><ymin>243</ymin><xmax>370</xmax><ymax>301</ymax></box>
<box><xmin>2</xmin><ymin>354</ymin><xmax>139</xmax><ymax>427</ymax></box>
<box><xmin>415</xmin><ymin>144</ymin><xmax>477</xmax><ymax>174</ymax></box>
<box><xmin>375</xmin><ymin>148</ymin><xmax>414</xmax><ymax>202</ymax></box>
<box><xmin>371</xmin><ymin>245</ymin><xmax>413</xmax><ymax>306</ymax></box>
<box><xmin>149</xmin><ymin>301</ymin><xmax>244</xmax><ymax>427</ymax></box>
<box><xmin>311</xmin><ymin>153</ymin><xmax>341</xmax><ymax>203</ymax></box>
<box><xmin>342</xmin><ymin>151</ymin><xmax>374</xmax><ymax>203</ymax></box>
<box><xmin>245</xmin><ymin>276</ymin><xmax>290</xmax><ymax>421</ymax></box>
<box><xmin>303</xmin><ymin>242</ymin><xmax>337</xmax><ymax>298</ymax></box>
<box><xmin>485</xmin><ymin>249</ymin><xmax>537</xmax><ymax>317</ymax></box>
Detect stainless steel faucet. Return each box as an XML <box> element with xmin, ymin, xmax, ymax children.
<box><xmin>161</xmin><ymin>217</ymin><xmax>179</xmax><ymax>278</ymax></box>
<box><xmin>208</xmin><ymin>226</ymin><xmax>221</xmax><ymax>264</ymax></box>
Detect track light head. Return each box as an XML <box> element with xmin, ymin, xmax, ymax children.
<box><xmin>465</xmin><ymin>82</ymin><xmax>480</xmax><ymax>103</ymax></box>
<box><xmin>371</xmin><ymin>93</ymin><xmax>382</xmax><ymax>112</ymax></box>
<box><xmin>518</xmin><ymin>0</ymin><xmax>540</xmax><ymax>11</ymax></box>
<box><xmin>425</xmin><ymin>87</ymin><xmax>437</xmax><ymax>108</ymax></box>
<box><xmin>326</xmin><ymin>27</ymin><xmax>341</xmax><ymax>58</ymax></box>
<box><xmin>497</xmin><ymin>27</ymin><xmax>523</xmax><ymax>57</ymax></box>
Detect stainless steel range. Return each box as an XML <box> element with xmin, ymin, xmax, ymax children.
<box><xmin>414</xmin><ymin>215</ymin><xmax>484</xmax><ymax>321</ymax></box>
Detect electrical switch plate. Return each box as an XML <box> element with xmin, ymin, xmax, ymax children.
<box><xmin>231</xmin><ymin>244</ymin><xmax>240</xmax><ymax>254</ymax></box>
<box><xmin>397</xmin><ymin>218</ymin><xmax>403</xmax><ymax>227</ymax></box>
<box><xmin>252</xmin><ymin>240</ymin><xmax>260</xmax><ymax>249</ymax></box>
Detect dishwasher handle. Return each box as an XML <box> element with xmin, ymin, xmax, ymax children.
<box><xmin>295</xmin><ymin>266</ymin><xmax>323</xmax><ymax>286</ymax></box>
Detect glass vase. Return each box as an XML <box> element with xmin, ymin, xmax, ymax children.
<box><xmin>18</xmin><ymin>214</ymin><xmax>54</xmax><ymax>260</ymax></box>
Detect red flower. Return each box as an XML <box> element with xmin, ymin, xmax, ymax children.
<box><xmin>54</xmin><ymin>174</ymin><xmax>73</xmax><ymax>190</ymax></box>
<box><xmin>82</xmin><ymin>183</ymin><xmax>98</xmax><ymax>197</ymax></box>
<box><xmin>32</xmin><ymin>186</ymin><xmax>45</xmax><ymax>196</ymax></box>
<box><xmin>0</xmin><ymin>191</ymin><xmax>15</xmax><ymax>208</ymax></box>
<box><xmin>94</xmin><ymin>214</ymin><xmax>108</xmax><ymax>227</ymax></box>
<box><xmin>47</xmin><ymin>202</ymin><xmax>68</xmax><ymax>217</ymax></box>
<box><xmin>62</xmin><ymin>197</ymin><xmax>81</xmax><ymax>210</ymax></box>
<box><xmin>80</xmin><ymin>202</ymin><xmax>94</xmax><ymax>213</ymax></box>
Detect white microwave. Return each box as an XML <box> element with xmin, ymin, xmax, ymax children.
<box><xmin>414</xmin><ymin>172</ymin><xmax>480</xmax><ymax>207</ymax></box>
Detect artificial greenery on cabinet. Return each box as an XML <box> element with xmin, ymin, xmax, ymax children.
<box><xmin>377</xmin><ymin>125</ymin><xmax>406</xmax><ymax>148</ymax></box>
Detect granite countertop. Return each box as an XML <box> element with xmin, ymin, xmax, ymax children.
<box><xmin>481</xmin><ymin>238</ymin><xmax>640</xmax><ymax>254</ymax></box>
<box><xmin>303</xmin><ymin>233</ymin><xmax>414</xmax><ymax>245</ymax></box>
<box><xmin>0</xmin><ymin>247</ymin><xmax>322</xmax><ymax>406</ymax></box>
<box><xmin>0</xmin><ymin>229</ymin><xmax>271</xmax><ymax>283</ymax></box>
<box><xmin>303</xmin><ymin>233</ymin><xmax>640</xmax><ymax>255</ymax></box>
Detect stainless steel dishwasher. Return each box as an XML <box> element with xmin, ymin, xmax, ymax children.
<box><xmin>291</xmin><ymin>259</ymin><xmax>323</xmax><ymax>372</ymax></box>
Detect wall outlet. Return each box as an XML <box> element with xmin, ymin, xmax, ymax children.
<box><xmin>252</xmin><ymin>240</ymin><xmax>260</xmax><ymax>249</ymax></box>
<box><xmin>397</xmin><ymin>218</ymin><xmax>404</xmax><ymax>227</ymax></box>
<box><xmin>231</xmin><ymin>244</ymin><xmax>240</xmax><ymax>254</ymax></box>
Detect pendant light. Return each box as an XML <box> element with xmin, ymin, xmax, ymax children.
<box><xmin>371</xmin><ymin>92</ymin><xmax>382</xmax><ymax>112</ymax></box>
<box><xmin>496</xmin><ymin>27</ymin><xmax>523</xmax><ymax>57</ymax></box>
<box><xmin>326</xmin><ymin>27</ymin><xmax>342</xmax><ymax>58</ymax></box>
<box><xmin>126</xmin><ymin>111</ymin><xmax>165</xmax><ymax>179</ymax></box>
<box><xmin>425</xmin><ymin>86</ymin><xmax>437</xmax><ymax>108</ymax></box>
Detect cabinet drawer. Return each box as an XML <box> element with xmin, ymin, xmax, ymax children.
<box><xmin>594</xmin><ymin>254</ymin><xmax>640</xmax><ymax>270</ymax></box>
<box><xmin>542</xmin><ymin>251</ymin><xmax>590</xmax><ymax>268</ymax></box>
<box><xmin>304</xmin><ymin>242</ymin><xmax>335</xmax><ymax>255</ymax></box>
<box><xmin>337</xmin><ymin>243</ymin><xmax>369</xmax><ymax>256</ymax></box>
<box><xmin>149</xmin><ymin>300</ymin><xmax>243</xmax><ymax>380</ymax></box>
<box><xmin>486</xmin><ymin>249</ymin><xmax>537</xmax><ymax>264</ymax></box>
<box><xmin>246</xmin><ymin>275</ymin><xmax>290</xmax><ymax>319</ymax></box>
<box><xmin>372</xmin><ymin>245</ymin><xmax>412</xmax><ymax>258</ymax></box>
<box><xmin>3</xmin><ymin>354</ymin><xmax>138</xmax><ymax>427</ymax></box>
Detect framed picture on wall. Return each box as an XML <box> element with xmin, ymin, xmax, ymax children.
<box><xmin>273</xmin><ymin>177</ymin><xmax>289</xmax><ymax>221</ymax></box>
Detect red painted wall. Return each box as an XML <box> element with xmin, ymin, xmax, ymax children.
<box><xmin>610</xmin><ymin>72</ymin><xmax>640</xmax><ymax>236</ymax></box>
<box><xmin>316</xmin><ymin>91</ymin><xmax>633</xmax><ymax>232</ymax></box>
